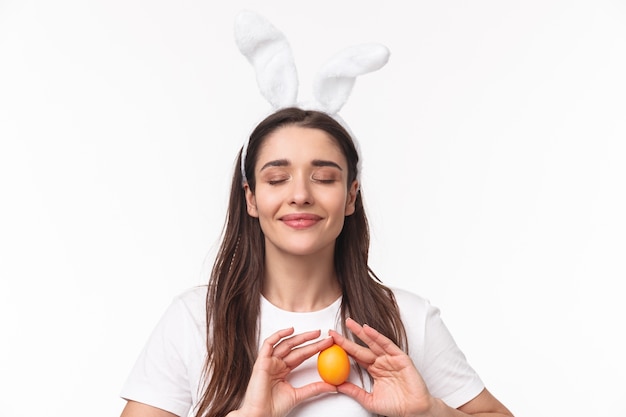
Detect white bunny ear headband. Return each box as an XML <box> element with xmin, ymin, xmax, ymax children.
<box><xmin>234</xmin><ymin>10</ymin><xmax>390</xmax><ymax>185</ymax></box>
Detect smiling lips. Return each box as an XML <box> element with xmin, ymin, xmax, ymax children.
<box><xmin>280</xmin><ymin>213</ymin><xmax>322</xmax><ymax>229</ymax></box>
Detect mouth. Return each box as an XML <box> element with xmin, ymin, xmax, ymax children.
<box><xmin>280</xmin><ymin>213</ymin><xmax>322</xmax><ymax>229</ymax></box>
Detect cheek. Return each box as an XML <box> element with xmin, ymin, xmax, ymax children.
<box><xmin>321</xmin><ymin>191</ymin><xmax>351</xmax><ymax>215</ymax></box>
<box><xmin>253</xmin><ymin>192</ymin><xmax>283</xmax><ymax>216</ymax></box>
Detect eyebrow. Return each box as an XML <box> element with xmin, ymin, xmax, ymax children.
<box><xmin>259</xmin><ymin>159</ymin><xmax>343</xmax><ymax>171</ymax></box>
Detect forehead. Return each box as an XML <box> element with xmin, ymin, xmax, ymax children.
<box><xmin>256</xmin><ymin>126</ymin><xmax>346</xmax><ymax>166</ymax></box>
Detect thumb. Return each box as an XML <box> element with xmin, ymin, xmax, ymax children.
<box><xmin>336</xmin><ymin>381</ymin><xmax>370</xmax><ymax>405</ymax></box>
<box><xmin>295</xmin><ymin>381</ymin><xmax>338</xmax><ymax>403</ymax></box>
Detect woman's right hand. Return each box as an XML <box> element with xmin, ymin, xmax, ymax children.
<box><xmin>228</xmin><ymin>327</ymin><xmax>337</xmax><ymax>417</ymax></box>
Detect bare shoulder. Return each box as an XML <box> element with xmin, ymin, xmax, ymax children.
<box><xmin>120</xmin><ymin>401</ymin><xmax>179</xmax><ymax>417</ymax></box>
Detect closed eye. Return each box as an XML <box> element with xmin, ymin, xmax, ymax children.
<box><xmin>312</xmin><ymin>166</ymin><xmax>341</xmax><ymax>184</ymax></box>
<box><xmin>312</xmin><ymin>178</ymin><xmax>337</xmax><ymax>184</ymax></box>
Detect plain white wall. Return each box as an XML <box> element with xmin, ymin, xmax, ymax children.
<box><xmin>1</xmin><ymin>1</ymin><xmax>625</xmax><ymax>416</ymax></box>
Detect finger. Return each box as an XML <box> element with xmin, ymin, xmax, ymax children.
<box><xmin>344</xmin><ymin>318</ymin><xmax>381</xmax><ymax>356</ymax></box>
<box><xmin>258</xmin><ymin>327</ymin><xmax>295</xmax><ymax>357</ymax></box>
<box><xmin>272</xmin><ymin>329</ymin><xmax>323</xmax><ymax>358</ymax></box>
<box><xmin>361</xmin><ymin>322</ymin><xmax>405</xmax><ymax>356</ymax></box>
<box><xmin>346</xmin><ymin>318</ymin><xmax>402</xmax><ymax>357</ymax></box>
<box><xmin>329</xmin><ymin>329</ymin><xmax>377</xmax><ymax>367</ymax></box>
<box><xmin>283</xmin><ymin>335</ymin><xmax>334</xmax><ymax>369</ymax></box>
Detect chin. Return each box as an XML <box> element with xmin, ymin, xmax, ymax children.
<box><xmin>276</xmin><ymin>242</ymin><xmax>335</xmax><ymax>258</ymax></box>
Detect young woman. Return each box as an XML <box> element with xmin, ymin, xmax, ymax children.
<box><xmin>120</xmin><ymin>108</ymin><xmax>514</xmax><ymax>417</ymax></box>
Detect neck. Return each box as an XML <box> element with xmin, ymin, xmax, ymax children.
<box><xmin>262</xmin><ymin>247</ymin><xmax>341</xmax><ymax>312</ymax></box>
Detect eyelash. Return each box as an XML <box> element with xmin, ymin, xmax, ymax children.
<box><xmin>267</xmin><ymin>177</ymin><xmax>336</xmax><ymax>185</ymax></box>
<box><xmin>314</xmin><ymin>178</ymin><xmax>336</xmax><ymax>184</ymax></box>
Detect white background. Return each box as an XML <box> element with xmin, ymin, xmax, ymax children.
<box><xmin>1</xmin><ymin>1</ymin><xmax>625</xmax><ymax>416</ymax></box>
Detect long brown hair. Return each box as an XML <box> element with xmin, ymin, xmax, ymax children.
<box><xmin>195</xmin><ymin>108</ymin><xmax>407</xmax><ymax>417</ymax></box>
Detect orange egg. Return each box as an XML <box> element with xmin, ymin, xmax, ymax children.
<box><xmin>317</xmin><ymin>344</ymin><xmax>350</xmax><ymax>385</ymax></box>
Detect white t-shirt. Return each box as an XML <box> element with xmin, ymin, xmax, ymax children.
<box><xmin>120</xmin><ymin>286</ymin><xmax>484</xmax><ymax>417</ymax></box>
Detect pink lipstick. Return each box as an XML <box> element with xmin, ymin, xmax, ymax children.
<box><xmin>280</xmin><ymin>213</ymin><xmax>322</xmax><ymax>229</ymax></box>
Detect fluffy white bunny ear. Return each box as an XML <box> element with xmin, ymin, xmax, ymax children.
<box><xmin>234</xmin><ymin>10</ymin><xmax>298</xmax><ymax>109</ymax></box>
<box><xmin>313</xmin><ymin>43</ymin><xmax>390</xmax><ymax>114</ymax></box>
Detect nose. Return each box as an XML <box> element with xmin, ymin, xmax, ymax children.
<box><xmin>289</xmin><ymin>174</ymin><xmax>313</xmax><ymax>206</ymax></box>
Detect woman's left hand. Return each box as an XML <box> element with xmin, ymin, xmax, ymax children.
<box><xmin>330</xmin><ymin>318</ymin><xmax>436</xmax><ymax>417</ymax></box>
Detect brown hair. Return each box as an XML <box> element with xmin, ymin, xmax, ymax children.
<box><xmin>195</xmin><ymin>107</ymin><xmax>407</xmax><ymax>417</ymax></box>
